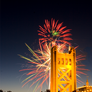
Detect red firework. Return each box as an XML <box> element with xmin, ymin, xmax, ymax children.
<box><xmin>38</xmin><ymin>18</ymin><xmax>72</xmax><ymax>49</ymax></box>
<box><xmin>19</xmin><ymin>18</ymin><xmax>89</xmax><ymax>92</ymax></box>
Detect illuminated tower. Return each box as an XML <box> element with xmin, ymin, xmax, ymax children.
<box><xmin>86</xmin><ymin>79</ymin><xmax>89</xmax><ymax>86</ymax></box>
<box><xmin>50</xmin><ymin>46</ymin><xmax>76</xmax><ymax>92</ymax></box>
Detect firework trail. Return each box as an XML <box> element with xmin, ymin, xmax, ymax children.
<box><xmin>19</xmin><ymin>43</ymin><xmax>89</xmax><ymax>91</ymax></box>
<box><xmin>38</xmin><ymin>18</ymin><xmax>72</xmax><ymax>51</ymax></box>
<box><xmin>19</xmin><ymin>18</ymin><xmax>89</xmax><ymax>92</ymax></box>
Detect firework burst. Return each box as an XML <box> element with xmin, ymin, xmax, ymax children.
<box><xmin>19</xmin><ymin>43</ymin><xmax>89</xmax><ymax>91</ymax></box>
<box><xmin>19</xmin><ymin>18</ymin><xmax>89</xmax><ymax>92</ymax></box>
<box><xmin>38</xmin><ymin>18</ymin><xmax>72</xmax><ymax>50</ymax></box>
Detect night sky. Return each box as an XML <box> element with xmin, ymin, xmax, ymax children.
<box><xmin>1</xmin><ymin>1</ymin><xmax>92</xmax><ymax>92</ymax></box>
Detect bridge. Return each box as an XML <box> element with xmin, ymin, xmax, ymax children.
<box><xmin>49</xmin><ymin>46</ymin><xmax>76</xmax><ymax>92</ymax></box>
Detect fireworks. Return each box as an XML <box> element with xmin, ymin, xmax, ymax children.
<box><xmin>38</xmin><ymin>18</ymin><xmax>72</xmax><ymax>50</ymax></box>
<box><xmin>19</xmin><ymin>18</ymin><xmax>89</xmax><ymax>92</ymax></box>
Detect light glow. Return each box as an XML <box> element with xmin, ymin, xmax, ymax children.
<box><xmin>19</xmin><ymin>18</ymin><xmax>89</xmax><ymax>92</ymax></box>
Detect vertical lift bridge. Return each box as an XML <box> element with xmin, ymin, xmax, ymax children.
<box><xmin>50</xmin><ymin>46</ymin><xmax>76</xmax><ymax>92</ymax></box>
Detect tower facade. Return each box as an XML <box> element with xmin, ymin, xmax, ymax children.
<box><xmin>50</xmin><ymin>46</ymin><xmax>76</xmax><ymax>92</ymax></box>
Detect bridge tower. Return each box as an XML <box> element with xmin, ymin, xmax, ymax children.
<box><xmin>50</xmin><ymin>46</ymin><xmax>76</xmax><ymax>92</ymax></box>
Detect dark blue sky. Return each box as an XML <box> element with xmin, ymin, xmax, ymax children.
<box><xmin>1</xmin><ymin>1</ymin><xmax>92</xmax><ymax>92</ymax></box>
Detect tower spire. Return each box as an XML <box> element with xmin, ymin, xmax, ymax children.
<box><xmin>86</xmin><ymin>76</ymin><xmax>89</xmax><ymax>86</ymax></box>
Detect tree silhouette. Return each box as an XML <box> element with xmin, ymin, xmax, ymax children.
<box><xmin>0</xmin><ymin>90</ymin><xmax>3</xmax><ymax>92</ymax></box>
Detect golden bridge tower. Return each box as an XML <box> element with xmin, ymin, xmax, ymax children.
<box><xmin>50</xmin><ymin>46</ymin><xmax>76</xmax><ymax>92</ymax></box>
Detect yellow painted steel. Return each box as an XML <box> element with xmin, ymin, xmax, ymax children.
<box><xmin>50</xmin><ymin>46</ymin><xmax>76</xmax><ymax>92</ymax></box>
